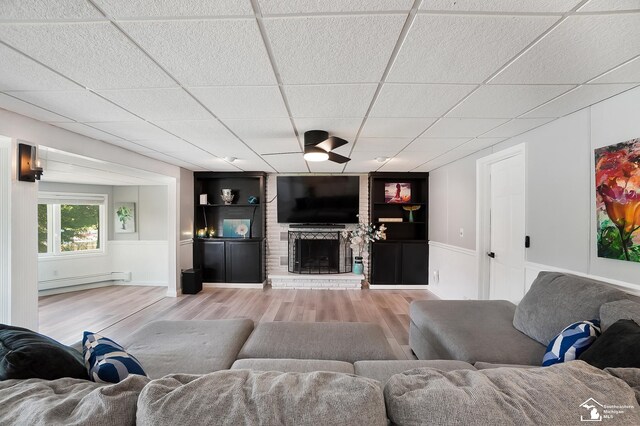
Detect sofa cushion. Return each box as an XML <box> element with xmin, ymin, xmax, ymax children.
<box><xmin>580</xmin><ymin>319</ymin><xmax>640</xmax><ymax>369</ymax></box>
<box><xmin>600</xmin><ymin>299</ymin><xmax>640</xmax><ymax>331</ymax></box>
<box><xmin>542</xmin><ymin>320</ymin><xmax>600</xmax><ymax>367</ymax></box>
<box><xmin>120</xmin><ymin>319</ymin><xmax>254</xmax><ymax>378</ymax></box>
<box><xmin>513</xmin><ymin>272</ymin><xmax>628</xmax><ymax>345</ymax></box>
<box><xmin>0</xmin><ymin>375</ymin><xmax>149</xmax><ymax>426</ymax></box>
<box><xmin>354</xmin><ymin>360</ymin><xmax>475</xmax><ymax>384</ymax></box>
<box><xmin>409</xmin><ymin>300</ymin><xmax>545</xmax><ymax>365</ymax></box>
<box><xmin>0</xmin><ymin>324</ymin><xmax>88</xmax><ymax>381</ymax></box>
<box><xmin>231</xmin><ymin>358</ymin><xmax>354</xmax><ymax>374</ymax></box>
<box><xmin>83</xmin><ymin>332</ymin><xmax>147</xmax><ymax>383</ymax></box>
<box><xmin>384</xmin><ymin>361</ymin><xmax>640</xmax><ymax>425</ymax></box>
<box><xmin>237</xmin><ymin>322</ymin><xmax>396</xmax><ymax>363</ymax></box>
<box><xmin>137</xmin><ymin>370</ymin><xmax>386</xmax><ymax>426</ymax></box>
<box><xmin>473</xmin><ymin>362</ymin><xmax>537</xmax><ymax>370</ymax></box>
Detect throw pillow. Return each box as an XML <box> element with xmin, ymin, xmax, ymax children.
<box><xmin>600</xmin><ymin>299</ymin><xmax>640</xmax><ymax>331</ymax></box>
<box><xmin>83</xmin><ymin>332</ymin><xmax>147</xmax><ymax>383</ymax></box>
<box><xmin>579</xmin><ymin>319</ymin><xmax>640</xmax><ymax>369</ymax></box>
<box><xmin>542</xmin><ymin>320</ymin><xmax>600</xmax><ymax>366</ymax></box>
<box><xmin>0</xmin><ymin>324</ymin><xmax>88</xmax><ymax>381</ymax></box>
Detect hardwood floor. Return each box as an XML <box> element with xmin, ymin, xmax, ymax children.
<box><xmin>39</xmin><ymin>285</ymin><xmax>439</xmax><ymax>360</ymax></box>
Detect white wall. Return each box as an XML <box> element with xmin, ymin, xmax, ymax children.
<box><xmin>179</xmin><ymin>168</ymin><xmax>194</xmax><ymax>272</ymax></box>
<box><xmin>429</xmin><ymin>86</ymin><xmax>640</xmax><ymax>299</ymax></box>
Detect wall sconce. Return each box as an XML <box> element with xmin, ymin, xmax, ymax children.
<box><xmin>18</xmin><ymin>143</ymin><xmax>44</xmax><ymax>182</ymax></box>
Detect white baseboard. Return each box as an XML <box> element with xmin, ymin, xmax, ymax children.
<box><xmin>38</xmin><ymin>281</ymin><xmax>115</xmax><ymax>296</ymax></box>
<box><xmin>39</xmin><ymin>272</ymin><xmax>130</xmax><ymax>291</ymax></box>
<box><xmin>369</xmin><ymin>285</ymin><xmax>429</xmax><ymax>290</ymax></box>
<box><xmin>203</xmin><ymin>282</ymin><xmax>265</xmax><ymax>289</ymax></box>
<box><xmin>115</xmin><ymin>281</ymin><xmax>168</xmax><ymax>287</ymax></box>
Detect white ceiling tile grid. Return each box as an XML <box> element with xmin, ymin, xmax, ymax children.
<box><xmin>87</xmin><ymin>120</ymin><xmax>178</xmax><ymax>140</ymax></box>
<box><xmin>97</xmin><ymin>88</ymin><xmax>211</xmax><ymax>121</ymax></box>
<box><xmin>422</xmin><ymin>118</ymin><xmax>510</xmax><ymax>138</ymax></box>
<box><xmin>293</xmin><ymin>118</ymin><xmax>364</xmax><ymax>140</ymax></box>
<box><xmin>370</xmin><ymin>84</ymin><xmax>476</xmax><ymax>118</ymax></box>
<box><xmin>260</xmin><ymin>153</ymin><xmax>308</xmax><ymax>173</ymax></box>
<box><xmin>354</xmin><ymin>138</ymin><xmax>414</xmax><ymax>152</ymax></box>
<box><xmin>360</xmin><ymin>117</ymin><xmax>437</xmax><ymax>138</ymax></box>
<box><xmin>222</xmin><ymin>118</ymin><xmax>296</xmax><ymax>140</ymax></box>
<box><xmin>259</xmin><ymin>0</ymin><xmax>414</xmax><ymax>15</ymax></box>
<box><xmin>0</xmin><ymin>44</ymin><xmax>79</xmax><ymax>91</ymax></box>
<box><xmin>153</xmin><ymin>119</ymin><xmax>237</xmax><ymax>142</ymax></box>
<box><xmin>420</xmin><ymin>0</ymin><xmax>581</xmax><ymax>12</ymax></box>
<box><xmin>578</xmin><ymin>0</ymin><xmax>640</xmax><ymax>12</ymax></box>
<box><xmin>6</xmin><ymin>90</ymin><xmax>137</xmax><ymax>122</ymax></box>
<box><xmin>0</xmin><ymin>92</ymin><xmax>73</xmax><ymax>122</ymax></box>
<box><xmin>0</xmin><ymin>0</ymin><xmax>103</xmax><ymax>21</ymax></box>
<box><xmin>52</xmin><ymin>122</ymin><xmax>126</xmax><ymax>142</ymax></box>
<box><xmin>479</xmin><ymin>118</ymin><xmax>555</xmax><ymax>138</ymax></box>
<box><xmin>387</xmin><ymin>14</ymin><xmax>558</xmax><ymax>84</ymax></box>
<box><xmin>0</xmin><ymin>23</ymin><xmax>175</xmax><ymax>89</ymax></box>
<box><xmin>491</xmin><ymin>14</ymin><xmax>640</xmax><ymax>85</ymax></box>
<box><xmin>242</xmin><ymin>137</ymin><xmax>301</xmax><ymax>155</ymax></box>
<box><xmin>284</xmin><ymin>84</ymin><xmax>377</xmax><ymax>118</ymax></box>
<box><xmin>119</xmin><ymin>19</ymin><xmax>277</xmax><ymax>86</ymax></box>
<box><xmin>190</xmin><ymin>86</ymin><xmax>289</xmax><ymax>119</ymax></box>
<box><xmin>404</xmin><ymin>137</ymin><xmax>472</xmax><ymax>156</ymax></box>
<box><xmin>93</xmin><ymin>0</ymin><xmax>254</xmax><ymax>19</ymax></box>
<box><xmin>264</xmin><ymin>15</ymin><xmax>406</xmax><ymax>84</ymax></box>
<box><xmin>589</xmin><ymin>56</ymin><xmax>640</xmax><ymax>84</ymax></box>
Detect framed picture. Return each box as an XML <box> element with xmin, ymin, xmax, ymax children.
<box><xmin>385</xmin><ymin>182</ymin><xmax>411</xmax><ymax>203</ymax></box>
<box><xmin>222</xmin><ymin>219</ymin><xmax>251</xmax><ymax>238</ymax></box>
<box><xmin>114</xmin><ymin>202</ymin><xmax>136</xmax><ymax>233</ymax></box>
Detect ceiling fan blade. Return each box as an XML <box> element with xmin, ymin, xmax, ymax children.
<box><xmin>317</xmin><ymin>136</ymin><xmax>348</xmax><ymax>152</ymax></box>
<box><xmin>304</xmin><ymin>130</ymin><xmax>329</xmax><ymax>147</ymax></box>
<box><xmin>327</xmin><ymin>152</ymin><xmax>351</xmax><ymax>164</ymax></box>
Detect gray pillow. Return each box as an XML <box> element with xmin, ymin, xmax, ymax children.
<box><xmin>137</xmin><ymin>370</ymin><xmax>386</xmax><ymax>426</ymax></box>
<box><xmin>513</xmin><ymin>272</ymin><xmax>628</xmax><ymax>345</ymax></box>
<box><xmin>600</xmin><ymin>300</ymin><xmax>640</xmax><ymax>331</ymax></box>
<box><xmin>384</xmin><ymin>361</ymin><xmax>640</xmax><ymax>425</ymax></box>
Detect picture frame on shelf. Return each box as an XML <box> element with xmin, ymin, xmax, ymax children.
<box><xmin>384</xmin><ymin>182</ymin><xmax>411</xmax><ymax>203</ymax></box>
<box><xmin>222</xmin><ymin>219</ymin><xmax>251</xmax><ymax>238</ymax></box>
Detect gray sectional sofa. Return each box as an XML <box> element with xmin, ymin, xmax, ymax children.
<box><xmin>2</xmin><ymin>271</ymin><xmax>640</xmax><ymax>425</ymax></box>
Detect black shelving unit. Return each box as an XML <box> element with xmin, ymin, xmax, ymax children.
<box><xmin>369</xmin><ymin>172</ymin><xmax>429</xmax><ymax>285</ymax></box>
<box><xmin>193</xmin><ymin>172</ymin><xmax>266</xmax><ymax>283</ymax></box>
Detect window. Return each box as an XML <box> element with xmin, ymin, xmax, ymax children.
<box><xmin>38</xmin><ymin>193</ymin><xmax>106</xmax><ymax>256</ymax></box>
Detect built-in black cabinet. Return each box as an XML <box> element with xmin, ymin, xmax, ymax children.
<box><xmin>369</xmin><ymin>172</ymin><xmax>429</xmax><ymax>285</ymax></box>
<box><xmin>193</xmin><ymin>172</ymin><xmax>266</xmax><ymax>284</ymax></box>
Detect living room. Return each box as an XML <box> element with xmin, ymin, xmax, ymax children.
<box><xmin>1</xmin><ymin>1</ymin><xmax>640</xmax><ymax>424</ymax></box>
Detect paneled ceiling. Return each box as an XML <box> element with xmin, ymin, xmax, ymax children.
<box><xmin>0</xmin><ymin>0</ymin><xmax>638</xmax><ymax>174</ymax></box>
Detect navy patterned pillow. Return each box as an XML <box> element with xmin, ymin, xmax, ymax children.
<box><xmin>83</xmin><ymin>331</ymin><xmax>147</xmax><ymax>383</ymax></box>
<box><xmin>542</xmin><ymin>320</ymin><xmax>600</xmax><ymax>366</ymax></box>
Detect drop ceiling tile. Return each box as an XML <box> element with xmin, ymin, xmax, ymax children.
<box><xmin>590</xmin><ymin>57</ymin><xmax>640</xmax><ymax>84</ymax></box>
<box><xmin>354</xmin><ymin>138</ymin><xmax>413</xmax><ymax>152</ymax></box>
<box><xmin>479</xmin><ymin>118</ymin><xmax>555</xmax><ymax>138</ymax></box>
<box><xmin>0</xmin><ymin>23</ymin><xmax>174</xmax><ymax>89</ymax></box>
<box><xmin>344</xmin><ymin>151</ymin><xmax>398</xmax><ymax>173</ymax></box>
<box><xmin>260</xmin><ymin>0</ymin><xmax>413</xmax><ymax>14</ymax></box>
<box><xmin>52</xmin><ymin>122</ymin><xmax>125</xmax><ymax>142</ymax></box>
<box><xmin>448</xmin><ymin>84</ymin><xmax>574</xmax><ymax>118</ymax></box>
<box><xmin>88</xmin><ymin>120</ymin><xmax>176</xmax><ymax>140</ymax></box>
<box><xmin>120</xmin><ymin>20</ymin><xmax>276</xmax><ymax>86</ymax></box>
<box><xmin>0</xmin><ymin>93</ymin><xmax>72</xmax><ymax>122</ymax></box>
<box><xmin>455</xmin><ymin>137</ymin><xmax>506</xmax><ymax>155</ymax></box>
<box><xmin>378</xmin><ymin>152</ymin><xmax>431</xmax><ymax>171</ymax></box>
<box><xmin>129</xmin><ymin>138</ymin><xmax>205</xmax><ymax>156</ymax></box>
<box><xmin>188</xmin><ymin>139</ymin><xmax>256</xmax><ymax>158</ymax></box>
<box><xmin>284</xmin><ymin>84</ymin><xmax>377</xmax><ymax>118</ymax></box>
<box><xmin>360</xmin><ymin>117</ymin><xmax>437</xmax><ymax>138</ymax></box>
<box><xmin>217</xmin><ymin>151</ymin><xmax>276</xmax><ymax>172</ymax></box>
<box><xmin>264</xmin><ymin>15</ymin><xmax>405</xmax><ymax>84</ymax></box>
<box><xmin>154</xmin><ymin>120</ymin><xmax>236</xmax><ymax>142</ymax></box>
<box><xmin>370</xmin><ymin>84</ymin><xmax>475</xmax><ymax>118</ymax></box>
<box><xmin>388</xmin><ymin>14</ymin><xmax>557</xmax><ymax>84</ymax></box>
<box><xmin>0</xmin><ymin>45</ymin><xmax>79</xmax><ymax>91</ymax></box>
<box><xmin>261</xmin><ymin>153</ymin><xmax>308</xmax><ymax>173</ymax></box>
<box><xmin>97</xmin><ymin>88</ymin><xmax>210</xmax><ymax>121</ymax></box>
<box><xmin>421</xmin><ymin>0</ymin><xmax>580</xmax><ymax>12</ymax></box>
<box><xmin>93</xmin><ymin>0</ymin><xmax>253</xmax><ymax>18</ymax></box>
<box><xmin>578</xmin><ymin>0</ymin><xmax>640</xmax><ymax>11</ymax></box>
<box><xmin>524</xmin><ymin>84</ymin><xmax>637</xmax><ymax>118</ymax></box>
<box><xmin>421</xmin><ymin>118</ymin><xmax>509</xmax><ymax>137</ymax></box>
<box><xmin>491</xmin><ymin>14</ymin><xmax>640</xmax><ymax>84</ymax></box>
<box><xmin>404</xmin><ymin>137</ymin><xmax>471</xmax><ymax>156</ymax></box>
<box><xmin>190</xmin><ymin>86</ymin><xmax>288</xmax><ymax>119</ymax></box>
<box><xmin>6</xmin><ymin>90</ymin><xmax>137</xmax><ymax>122</ymax></box>
<box><xmin>294</xmin><ymin>118</ymin><xmax>363</xmax><ymax>139</ymax></box>
<box><xmin>0</xmin><ymin>0</ymin><xmax>103</xmax><ymax>20</ymax></box>
<box><xmin>223</xmin><ymin>118</ymin><xmax>296</xmax><ymax>139</ymax></box>
<box><xmin>135</xmin><ymin>150</ymin><xmax>224</xmax><ymax>171</ymax></box>
<box><xmin>307</xmin><ymin>161</ymin><xmax>345</xmax><ymax>173</ymax></box>
<box><xmin>243</xmin><ymin>137</ymin><xmax>301</xmax><ymax>154</ymax></box>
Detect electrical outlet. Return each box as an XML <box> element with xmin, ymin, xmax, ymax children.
<box><xmin>432</xmin><ymin>270</ymin><xmax>439</xmax><ymax>284</ymax></box>
<box><xmin>459</xmin><ymin>228</ymin><xmax>464</xmax><ymax>238</ymax></box>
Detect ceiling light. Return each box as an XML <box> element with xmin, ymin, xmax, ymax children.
<box><xmin>303</xmin><ymin>146</ymin><xmax>329</xmax><ymax>162</ymax></box>
<box><xmin>223</xmin><ymin>156</ymin><xmax>236</xmax><ymax>163</ymax></box>
<box><xmin>375</xmin><ymin>156</ymin><xmax>390</xmax><ymax>163</ymax></box>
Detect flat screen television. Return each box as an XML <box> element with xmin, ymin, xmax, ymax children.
<box><xmin>277</xmin><ymin>176</ymin><xmax>360</xmax><ymax>224</ymax></box>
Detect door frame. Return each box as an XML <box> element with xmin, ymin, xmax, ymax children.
<box><xmin>476</xmin><ymin>143</ymin><xmax>526</xmax><ymax>300</ymax></box>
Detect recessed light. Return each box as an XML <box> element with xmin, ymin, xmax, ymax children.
<box><xmin>375</xmin><ymin>156</ymin><xmax>390</xmax><ymax>163</ymax></box>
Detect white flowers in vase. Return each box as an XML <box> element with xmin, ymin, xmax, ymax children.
<box><xmin>342</xmin><ymin>220</ymin><xmax>387</xmax><ymax>257</ymax></box>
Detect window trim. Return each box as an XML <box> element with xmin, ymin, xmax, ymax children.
<box><xmin>38</xmin><ymin>192</ymin><xmax>108</xmax><ymax>258</ymax></box>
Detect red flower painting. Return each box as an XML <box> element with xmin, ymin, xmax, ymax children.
<box><xmin>595</xmin><ymin>139</ymin><xmax>640</xmax><ymax>262</ymax></box>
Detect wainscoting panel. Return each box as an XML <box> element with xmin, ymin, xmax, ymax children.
<box><xmin>110</xmin><ymin>240</ymin><xmax>168</xmax><ymax>286</ymax></box>
<box><xmin>428</xmin><ymin>241</ymin><xmax>479</xmax><ymax>300</ymax></box>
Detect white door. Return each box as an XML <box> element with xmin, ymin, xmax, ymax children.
<box><xmin>488</xmin><ymin>153</ymin><xmax>525</xmax><ymax>303</ymax></box>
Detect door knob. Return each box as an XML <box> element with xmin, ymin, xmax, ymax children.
<box><xmin>487</xmin><ymin>252</ymin><xmax>496</xmax><ymax>258</ymax></box>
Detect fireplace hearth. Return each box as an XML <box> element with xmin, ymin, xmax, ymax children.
<box><xmin>288</xmin><ymin>231</ymin><xmax>351</xmax><ymax>274</ymax></box>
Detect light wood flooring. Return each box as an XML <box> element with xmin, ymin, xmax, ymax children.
<box><xmin>39</xmin><ymin>285</ymin><xmax>439</xmax><ymax>359</ymax></box>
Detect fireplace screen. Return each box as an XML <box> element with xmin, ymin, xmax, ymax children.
<box><xmin>288</xmin><ymin>231</ymin><xmax>352</xmax><ymax>274</ymax></box>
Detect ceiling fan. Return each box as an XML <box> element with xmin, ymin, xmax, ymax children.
<box><xmin>303</xmin><ymin>130</ymin><xmax>351</xmax><ymax>163</ymax></box>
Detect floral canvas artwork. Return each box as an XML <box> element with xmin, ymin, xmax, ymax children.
<box><xmin>222</xmin><ymin>219</ymin><xmax>250</xmax><ymax>238</ymax></box>
<box><xmin>114</xmin><ymin>202</ymin><xmax>135</xmax><ymax>233</ymax></box>
<box><xmin>595</xmin><ymin>138</ymin><xmax>640</xmax><ymax>263</ymax></box>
